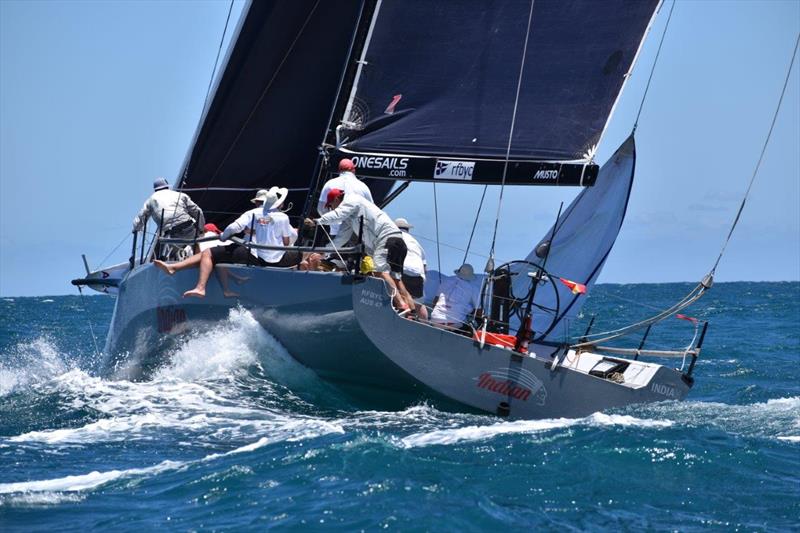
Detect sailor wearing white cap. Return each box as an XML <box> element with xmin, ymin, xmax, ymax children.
<box><xmin>430</xmin><ymin>263</ymin><xmax>481</xmax><ymax>329</ymax></box>
<box><xmin>395</xmin><ymin>218</ymin><xmax>428</xmax><ymax>319</ymax></box>
<box><xmin>132</xmin><ymin>177</ymin><xmax>204</xmax><ymax>260</ymax></box>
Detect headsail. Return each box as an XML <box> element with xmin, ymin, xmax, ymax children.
<box><xmin>177</xmin><ymin>1</ymin><xmax>393</xmax><ymax>226</ymax></box>
<box><xmin>511</xmin><ymin>135</ymin><xmax>637</xmax><ymax>341</ymax></box>
<box><xmin>336</xmin><ymin>0</ymin><xmax>658</xmax><ymax>185</ymax></box>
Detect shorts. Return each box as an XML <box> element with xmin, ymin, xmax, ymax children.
<box><xmin>402</xmin><ymin>274</ymin><xmax>424</xmax><ymax>299</ymax></box>
<box><xmin>263</xmin><ymin>249</ymin><xmax>302</xmax><ymax>268</ymax></box>
<box><xmin>209</xmin><ymin>244</ymin><xmax>266</xmax><ymax>266</ymax></box>
<box><xmin>373</xmin><ymin>235</ymin><xmax>407</xmax><ymax>279</ymax></box>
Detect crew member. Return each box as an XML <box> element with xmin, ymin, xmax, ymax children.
<box><xmin>304</xmin><ymin>189</ymin><xmax>415</xmax><ymax>313</ymax></box>
<box><xmin>132</xmin><ymin>177</ymin><xmax>204</xmax><ymax>260</ymax></box>
<box><xmin>430</xmin><ymin>263</ymin><xmax>481</xmax><ymax>332</ymax></box>
<box><xmin>317</xmin><ymin>159</ymin><xmax>374</xmax><ymax>235</ymax></box>
<box><xmin>395</xmin><ymin>217</ymin><xmax>428</xmax><ymax>320</ymax></box>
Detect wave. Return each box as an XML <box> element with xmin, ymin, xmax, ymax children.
<box><xmin>399</xmin><ymin>412</ymin><xmax>672</xmax><ymax>448</ymax></box>
<box><xmin>0</xmin><ymin>337</ymin><xmax>71</xmax><ymax>397</ymax></box>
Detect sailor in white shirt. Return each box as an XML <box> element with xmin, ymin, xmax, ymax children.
<box><xmin>430</xmin><ymin>264</ymin><xmax>481</xmax><ymax>329</ymax></box>
<box><xmin>155</xmin><ymin>187</ymin><xmax>300</xmax><ymax>299</ymax></box>
<box><xmin>304</xmin><ymin>189</ymin><xmax>416</xmax><ymax>313</ymax></box>
<box><xmin>317</xmin><ymin>158</ymin><xmax>374</xmax><ymax>235</ymax></box>
<box><xmin>394</xmin><ymin>218</ymin><xmax>428</xmax><ymax>320</ymax></box>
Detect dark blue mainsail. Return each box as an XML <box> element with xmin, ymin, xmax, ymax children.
<box><xmin>341</xmin><ymin>0</ymin><xmax>657</xmax><ymax>164</ymax></box>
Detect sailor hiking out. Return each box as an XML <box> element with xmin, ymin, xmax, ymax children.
<box><xmin>133</xmin><ymin>177</ymin><xmax>204</xmax><ymax>260</ymax></box>
<box><xmin>305</xmin><ymin>189</ymin><xmax>415</xmax><ymax>313</ymax></box>
<box><xmin>155</xmin><ymin>187</ymin><xmax>302</xmax><ymax>298</ymax></box>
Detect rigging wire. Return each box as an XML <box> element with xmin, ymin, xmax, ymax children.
<box><xmin>633</xmin><ymin>0</ymin><xmax>676</xmax><ymax>132</ymax></box>
<box><xmin>709</xmin><ymin>31</ymin><xmax>800</xmax><ymax>276</ymax></box>
<box><xmin>200</xmin><ymin>0</ymin><xmax>236</xmax><ymax>124</ymax></box>
<box><xmin>76</xmin><ymin>286</ymin><xmax>101</xmax><ymax>360</ymax></box>
<box><xmin>462</xmin><ymin>185</ymin><xmax>488</xmax><ymax>264</ymax></box>
<box><xmin>432</xmin><ymin>182</ymin><xmax>443</xmax><ymax>284</ymax></box>
<box><xmin>487</xmin><ymin>0</ymin><xmax>536</xmax><ymax>263</ymax></box>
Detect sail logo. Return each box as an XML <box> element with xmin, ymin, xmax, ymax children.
<box><xmin>474</xmin><ymin>368</ymin><xmax>547</xmax><ymax>405</ymax></box>
<box><xmin>434</xmin><ymin>160</ymin><xmax>474</xmax><ymax>180</ymax></box>
<box><xmin>532</xmin><ymin>169</ymin><xmax>559</xmax><ymax>181</ymax></box>
<box><xmin>351</xmin><ymin>156</ymin><xmax>409</xmax><ymax>177</ymax></box>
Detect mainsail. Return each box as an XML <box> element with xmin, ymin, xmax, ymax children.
<box><xmin>336</xmin><ymin>0</ymin><xmax>658</xmax><ymax>185</ymax></box>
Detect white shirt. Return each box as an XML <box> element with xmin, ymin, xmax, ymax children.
<box><xmin>400</xmin><ymin>231</ymin><xmax>426</xmax><ymax>279</ymax></box>
<box><xmin>221</xmin><ymin>208</ymin><xmax>295</xmax><ymax>263</ymax></box>
<box><xmin>318</xmin><ymin>171</ymin><xmax>374</xmax><ymax>234</ymax></box>
<box><xmin>132</xmin><ymin>188</ymin><xmax>203</xmax><ymax>231</ymax></box>
<box><xmin>198</xmin><ymin>231</ymin><xmax>230</xmax><ymax>252</ymax></box>
<box><xmin>430</xmin><ymin>277</ymin><xmax>480</xmax><ymax>325</ymax></box>
<box><xmin>316</xmin><ymin>195</ymin><xmax>400</xmax><ymax>254</ymax></box>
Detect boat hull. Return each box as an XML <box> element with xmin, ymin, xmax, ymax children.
<box><xmin>104</xmin><ymin>264</ymin><xmax>437</xmax><ymax>408</ymax></box>
<box><xmin>352</xmin><ymin>279</ymin><xmax>692</xmax><ymax>419</ymax></box>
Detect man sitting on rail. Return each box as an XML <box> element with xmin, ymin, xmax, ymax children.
<box><xmin>154</xmin><ymin>187</ymin><xmax>303</xmax><ymax>298</ymax></box>
<box><xmin>304</xmin><ymin>188</ymin><xmax>415</xmax><ymax>313</ymax></box>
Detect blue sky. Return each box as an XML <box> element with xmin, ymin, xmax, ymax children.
<box><xmin>1</xmin><ymin>0</ymin><xmax>798</xmax><ymax>297</ymax></box>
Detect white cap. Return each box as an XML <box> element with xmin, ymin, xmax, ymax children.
<box><xmin>394</xmin><ymin>217</ymin><xmax>413</xmax><ymax>231</ymax></box>
<box><xmin>454</xmin><ymin>263</ymin><xmax>475</xmax><ymax>281</ymax></box>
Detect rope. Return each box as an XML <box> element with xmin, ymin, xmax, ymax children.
<box><xmin>463</xmin><ymin>185</ymin><xmax>488</xmax><ymax>264</ymax></box>
<box><xmin>709</xmin><ymin>31</ymin><xmax>800</xmax><ymax>275</ymax></box>
<box><xmin>96</xmin><ymin>232</ymin><xmax>132</xmax><ymax>268</ymax></box>
<box><xmin>633</xmin><ymin>0</ymin><xmax>676</xmax><ymax>132</ymax></box>
<box><xmin>432</xmin><ymin>182</ymin><xmax>443</xmax><ymax>284</ymax></box>
<box><xmin>488</xmin><ymin>0</ymin><xmax>536</xmax><ymax>260</ymax></box>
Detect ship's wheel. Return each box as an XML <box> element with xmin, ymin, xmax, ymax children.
<box><xmin>493</xmin><ymin>260</ymin><xmax>561</xmax><ymax>343</ymax></box>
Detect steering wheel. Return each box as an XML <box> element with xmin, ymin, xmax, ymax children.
<box><xmin>492</xmin><ymin>260</ymin><xmax>561</xmax><ymax>343</ymax></box>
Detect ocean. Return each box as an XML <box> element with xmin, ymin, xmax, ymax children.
<box><xmin>1</xmin><ymin>282</ymin><xmax>797</xmax><ymax>531</ymax></box>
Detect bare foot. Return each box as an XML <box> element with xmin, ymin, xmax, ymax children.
<box><xmin>223</xmin><ymin>290</ymin><xmax>239</xmax><ymax>298</ymax></box>
<box><xmin>183</xmin><ymin>288</ymin><xmax>205</xmax><ymax>298</ymax></box>
<box><xmin>154</xmin><ymin>260</ymin><xmax>175</xmax><ymax>275</ymax></box>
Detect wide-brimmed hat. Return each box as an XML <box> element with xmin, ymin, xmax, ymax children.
<box><xmin>394</xmin><ymin>217</ymin><xmax>413</xmax><ymax>231</ymax></box>
<box><xmin>251</xmin><ymin>187</ymin><xmax>288</xmax><ymax>210</ymax></box>
<box><xmin>260</xmin><ymin>186</ymin><xmax>288</xmax><ymax>211</ymax></box>
<box><xmin>153</xmin><ymin>177</ymin><xmax>169</xmax><ymax>190</ymax></box>
<box><xmin>454</xmin><ymin>263</ymin><xmax>475</xmax><ymax>281</ymax></box>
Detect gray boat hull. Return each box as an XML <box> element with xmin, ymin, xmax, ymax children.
<box><xmin>105</xmin><ymin>264</ymin><xmax>691</xmax><ymax>418</ymax></box>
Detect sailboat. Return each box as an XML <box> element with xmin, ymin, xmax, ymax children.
<box><xmin>73</xmin><ymin>0</ymin><xmax>712</xmax><ymax>418</ymax></box>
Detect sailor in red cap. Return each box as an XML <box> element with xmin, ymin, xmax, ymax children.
<box><xmin>304</xmin><ymin>189</ymin><xmax>416</xmax><ymax>314</ymax></box>
<box><xmin>316</xmin><ymin>158</ymin><xmax>374</xmax><ymax>236</ymax></box>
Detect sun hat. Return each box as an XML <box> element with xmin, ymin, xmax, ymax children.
<box><xmin>394</xmin><ymin>217</ymin><xmax>413</xmax><ymax>231</ymax></box>
<box><xmin>250</xmin><ymin>189</ymin><xmax>268</xmax><ymax>204</ymax></box>
<box><xmin>261</xmin><ymin>186</ymin><xmax>288</xmax><ymax>211</ymax></box>
<box><xmin>325</xmin><ymin>188</ymin><xmax>345</xmax><ymax>208</ymax></box>
<box><xmin>153</xmin><ymin>177</ymin><xmax>169</xmax><ymax>190</ymax></box>
<box><xmin>454</xmin><ymin>263</ymin><xmax>475</xmax><ymax>281</ymax></box>
<box><xmin>338</xmin><ymin>159</ymin><xmax>356</xmax><ymax>172</ymax></box>
<box><xmin>203</xmin><ymin>223</ymin><xmax>222</xmax><ymax>234</ymax></box>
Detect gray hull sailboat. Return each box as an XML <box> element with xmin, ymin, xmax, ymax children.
<box><xmin>75</xmin><ymin>0</ymin><xmax>711</xmax><ymax>419</ymax></box>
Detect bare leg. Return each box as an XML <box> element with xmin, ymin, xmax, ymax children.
<box><xmin>416</xmin><ymin>302</ymin><xmax>429</xmax><ymax>320</ymax></box>
<box><xmin>378</xmin><ymin>272</ymin><xmax>409</xmax><ymax>312</ymax></box>
<box><xmin>183</xmin><ymin>250</ymin><xmax>214</xmax><ymax>298</ymax></box>
<box><xmin>216</xmin><ymin>267</ymin><xmax>239</xmax><ymax>298</ymax></box>
<box><xmin>300</xmin><ymin>252</ymin><xmax>321</xmax><ymax>271</ymax></box>
<box><xmin>154</xmin><ymin>253</ymin><xmax>203</xmax><ymax>275</ymax></box>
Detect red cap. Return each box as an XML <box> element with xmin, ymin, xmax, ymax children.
<box><xmin>325</xmin><ymin>188</ymin><xmax>344</xmax><ymax>208</ymax></box>
<box><xmin>204</xmin><ymin>223</ymin><xmax>222</xmax><ymax>234</ymax></box>
<box><xmin>338</xmin><ymin>158</ymin><xmax>356</xmax><ymax>172</ymax></box>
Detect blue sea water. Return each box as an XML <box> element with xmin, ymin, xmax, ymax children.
<box><xmin>0</xmin><ymin>282</ymin><xmax>797</xmax><ymax>531</ymax></box>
